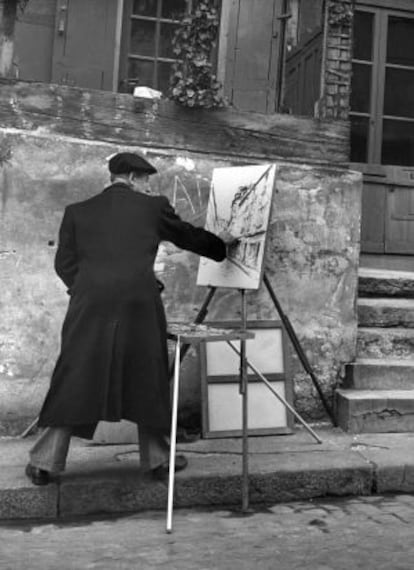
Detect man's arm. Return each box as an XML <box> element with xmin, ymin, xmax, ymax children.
<box><xmin>54</xmin><ymin>206</ymin><xmax>78</xmax><ymax>289</ymax></box>
<box><xmin>158</xmin><ymin>197</ymin><xmax>226</xmax><ymax>261</ymax></box>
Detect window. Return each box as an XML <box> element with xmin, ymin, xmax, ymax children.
<box><xmin>120</xmin><ymin>0</ymin><xmax>192</xmax><ymax>93</ymax></box>
<box><xmin>350</xmin><ymin>7</ymin><xmax>414</xmax><ymax>166</ymax></box>
<box><xmin>350</xmin><ymin>10</ymin><xmax>374</xmax><ymax>163</ymax></box>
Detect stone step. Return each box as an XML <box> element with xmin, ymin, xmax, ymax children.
<box><xmin>358</xmin><ymin>298</ymin><xmax>414</xmax><ymax>328</ymax></box>
<box><xmin>336</xmin><ymin>389</ymin><xmax>414</xmax><ymax>433</ymax></box>
<box><xmin>357</xmin><ymin>327</ymin><xmax>414</xmax><ymax>360</ymax></box>
<box><xmin>344</xmin><ymin>359</ymin><xmax>414</xmax><ymax>390</ymax></box>
<box><xmin>358</xmin><ymin>268</ymin><xmax>414</xmax><ymax>298</ymax></box>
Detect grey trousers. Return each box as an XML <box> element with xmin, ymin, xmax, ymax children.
<box><xmin>29</xmin><ymin>425</ymin><xmax>170</xmax><ymax>474</ymax></box>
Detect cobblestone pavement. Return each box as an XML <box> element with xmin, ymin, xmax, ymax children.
<box><xmin>1</xmin><ymin>494</ymin><xmax>414</xmax><ymax>570</ymax></box>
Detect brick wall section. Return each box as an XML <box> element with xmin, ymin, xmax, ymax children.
<box><xmin>319</xmin><ymin>0</ymin><xmax>354</xmax><ymax>120</ymax></box>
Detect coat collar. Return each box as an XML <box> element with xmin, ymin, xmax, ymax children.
<box><xmin>103</xmin><ymin>182</ymin><xmax>134</xmax><ymax>193</ymax></box>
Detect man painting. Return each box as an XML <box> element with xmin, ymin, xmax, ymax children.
<box><xmin>26</xmin><ymin>152</ymin><xmax>228</xmax><ymax>484</ymax></box>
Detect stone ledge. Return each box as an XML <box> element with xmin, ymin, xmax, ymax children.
<box><xmin>357</xmin><ymin>327</ymin><xmax>414</xmax><ymax>360</ymax></box>
<box><xmin>344</xmin><ymin>360</ymin><xmax>414</xmax><ymax>390</ymax></box>
<box><xmin>358</xmin><ymin>268</ymin><xmax>414</xmax><ymax>298</ymax></box>
<box><xmin>358</xmin><ymin>298</ymin><xmax>414</xmax><ymax>328</ymax></box>
<box><xmin>336</xmin><ymin>389</ymin><xmax>414</xmax><ymax>433</ymax></box>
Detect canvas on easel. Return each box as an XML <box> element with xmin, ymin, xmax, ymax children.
<box><xmin>196</xmin><ymin>163</ymin><xmax>277</xmax><ymax>290</ymax></box>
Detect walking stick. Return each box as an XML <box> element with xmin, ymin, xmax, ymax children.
<box><xmin>166</xmin><ymin>336</ymin><xmax>181</xmax><ymax>533</ymax></box>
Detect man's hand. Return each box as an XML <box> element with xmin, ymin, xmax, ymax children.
<box><xmin>218</xmin><ymin>229</ymin><xmax>240</xmax><ymax>257</ymax></box>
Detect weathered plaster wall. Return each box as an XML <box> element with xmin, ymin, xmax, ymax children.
<box><xmin>0</xmin><ymin>128</ymin><xmax>362</xmax><ymax>435</ymax></box>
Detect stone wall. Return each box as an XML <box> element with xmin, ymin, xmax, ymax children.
<box><xmin>0</xmin><ymin>80</ymin><xmax>361</xmax><ymax>435</ymax></box>
<box><xmin>0</xmin><ymin>138</ymin><xmax>362</xmax><ymax>435</ymax></box>
<box><xmin>319</xmin><ymin>0</ymin><xmax>354</xmax><ymax>120</ymax></box>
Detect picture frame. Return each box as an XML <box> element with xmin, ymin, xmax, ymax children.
<box><xmin>199</xmin><ymin>320</ymin><xmax>294</xmax><ymax>438</ymax></box>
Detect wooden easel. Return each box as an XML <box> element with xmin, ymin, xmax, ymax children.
<box><xmin>166</xmin><ymin>273</ymin><xmax>330</xmax><ymax>533</ymax></box>
<box><xmin>166</xmin><ymin>311</ymin><xmax>253</xmax><ymax>534</ymax></box>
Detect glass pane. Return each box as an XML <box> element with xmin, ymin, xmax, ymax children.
<box><xmin>384</xmin><ymin>68</ymin><xmax>414</xmax><ymax>119</ymax></box>
<box><xmin>350</xmin><ymin>63</ymin><xmax>372</xmax><ymax>113</ymax></box>
<box><xmin>159</xmin><ymin>23</ymin><xmax>180</xmax><ymax>58</ymax></box>
<box><xmin>128</xmin><ymin>58</ymin><xmax>155</xmax><ymax>88</ymax></box>
<box><xmin>353</xmin><ymin>11</ymin><xmax>374</xmax><ymax>61</ymax></box>
<box><xmin>130</xmin><ymin>19</ymin><xmax>156</xmax><ymax>56</ymax></box>
<box><xmin>157</xmin><ymin>61</ymin><xmax>174</xmax><ymax>92</ymax></box>
<box><xmin>350</xmin><ymin>115</ymin><xmax>369</xmax><ymax>163</ymax></box>
<box><xmin>162</xmin><ymin>0</ymin><xmax>187</xmax><ymax>20</ymax></box>
<box><xmin>382</xmin><ymin>119</ymin><xmax>414</xmax><ymax>166</ymax></box>
<box><xmin>132</xmin><ymin>0</ymin><xmax>158</xmax><ymax>17</ymax></box>
<box><xmin>387</xmin><ymin>16</ymin><xmax>414</xmax><ymax>67</ymax></box>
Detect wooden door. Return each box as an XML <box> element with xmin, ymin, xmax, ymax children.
<box><xmin>352</xmin><ymin>1</ymin><xmax>414</xmax><ymax>255</ymax></box>
<box><xmin>224</xmin><ymin>0</ymin><xmax>281</xmax><ymax>113</ymax></box>
<box><xmin>51</xmin><ymin>0</ymin><xmax>119</xmax><ymax>90</ymax></box>
<box><xmin>283</xmin><ymin>29</ymin><xmax>322</xmax><ymax>116</ymax></box>
<box><xmin>386</xmin><ymin>168</ymin><xmax>414</xmax><ymax>254</ymax></box>
<box><xmin>359</xmin><ymin>166</ymin><xmax>414</xmax><ymax>255</ymax></box>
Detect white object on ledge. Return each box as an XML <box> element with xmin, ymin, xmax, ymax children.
<box><xmin>133</xmin><ymin>86</ymin><xmax>162</xmax><ymax>99</ymax></box>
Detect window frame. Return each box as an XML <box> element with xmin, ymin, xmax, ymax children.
<box><xmin>351</xmin><ymin>4</ymin><xmax>414</xmax><ymax>165</ymax></box>
<box><xmin>118</xmin><ymin>0</ymin><xmax>193</xmax><ymax>93</ymax></box>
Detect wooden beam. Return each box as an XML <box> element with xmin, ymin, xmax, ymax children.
<box><xmin>0</xmin><ymin>79</ymin><xmax>349</xmax><ymax>165</ymax></box>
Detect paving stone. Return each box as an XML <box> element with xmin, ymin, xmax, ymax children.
<box><xmin>0</xmin><ymin>467</ymin><xmax>57</xmax><ymax>520</ymax></box>
<box><xmin>2</xmin><ymin>495</ymin><xmax>414</xmax><ymax>570</ymax></box>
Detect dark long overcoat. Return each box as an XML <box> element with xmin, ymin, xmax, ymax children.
<box><xmin>38</xmin><ymin>182</ymin><xmax>226</xmax><ymax>438</ymax></box>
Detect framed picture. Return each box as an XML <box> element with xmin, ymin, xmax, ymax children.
<box><xmin>199</xmin><ymin>320</ymin><xmax>293</xmax><ymax>438</ymax></box>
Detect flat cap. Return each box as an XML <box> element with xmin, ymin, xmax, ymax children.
<box><xmin>108</xmin><ymin>152</ymin><xmax>157</xmax><ymax>176</ymax></box>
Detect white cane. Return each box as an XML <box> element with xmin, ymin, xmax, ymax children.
<box><xmin>166</xmin><ymin>336</ymin><xmax>181</xmax><ymax>533</ymax></box>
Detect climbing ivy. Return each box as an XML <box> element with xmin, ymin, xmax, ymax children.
<box><xmin>328</xmin><ymin>0</ymin><xmax>353</xmax><ymax>28</ymax></box>
<box><xmin>169</xmin><ymin>0</ymin><xmax>226</xmax><ymax>109</ymax></box>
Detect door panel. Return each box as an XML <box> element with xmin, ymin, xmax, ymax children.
<box><xmin>386</xmin><ymin>188</ymin><xmax>414</xmax><ymax>253</ymax></box>
<box><xmin>227</xmin><ymin>0</ymin><xmax>281</xmax><ymax>113</ymax></box>
<box><xmin>283</xmin><ymin>30</ymin><xmax>322</xmax><ymax>116</ymax></box>
<box><xmin>13</xmin><ymin>0</ymin><xmax>56</xmax><ymax>82</ymax></box>
<box><xmin>360</xmin><ymin>178</ymin><xmax>387</xmax><ymax>253</ymax></box>
<box><xmin>359</xmin><ymin>167</ymin><xmax>414</xmax><ymax>255</ymax></box>
<box><xmin>385</xmin><ymin>168</ymin><xmax>414</xmax><ymax>253</ymax></box>
<box><xmin>52</xmin><ymin>0</ymin><xmax>118</xmax><ymax>90</ymax></box>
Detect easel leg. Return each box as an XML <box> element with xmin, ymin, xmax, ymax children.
<box><xmin>239</xmin><ymin>289</ymin><xmax>249</xmax><ymax>513</ymax></box>
<box><xmin>228</xmin><ymin>341</ymin><xmax>322</xmax><ymax>444</ymax></box>
<box><xmin>166</xmin><ymin>337</ymin><xmax>181</xmax><ymax>534</ymax></box>
<box><xmin>263</xmin><ymin>273</ymin><xmax>336</xmax><ymax>426</ymax></box>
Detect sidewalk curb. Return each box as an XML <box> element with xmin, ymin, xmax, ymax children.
<box><xmin>2</xmin><ymin>430</ymin><xmax>414</xmax><ymax>522</ymax></box>
<box><xmin>0</xmin><ymin>454</ymin><xmax>374</xmax><ymax>521</ymax></box>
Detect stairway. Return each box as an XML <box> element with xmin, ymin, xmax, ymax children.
<box><xmin>336</xmin><ymin>267</ymin><xmax>414</xmax><ymax>433</ymax></box>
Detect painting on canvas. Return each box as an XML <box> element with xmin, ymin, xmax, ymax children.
<box><xmin>196</xmin><ymin>163</ymin><xmax>276</xmax><ymax>290</ymax></box>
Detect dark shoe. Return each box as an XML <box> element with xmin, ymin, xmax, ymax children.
<box><xmin>25</xmin><ymin>463</ymin><xmax>50</xmax><ymax>486</ymax></box>
<box><xmin>152</xmin><ymin>455</ymin><xmax>188</xmax><ymax>480</ymax></box>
